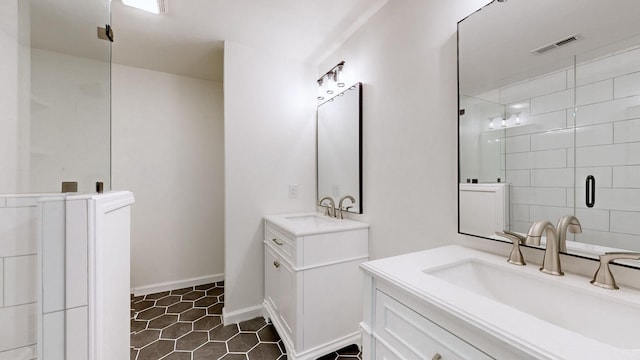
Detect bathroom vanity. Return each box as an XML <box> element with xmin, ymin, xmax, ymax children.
<box><xmin>360</xmin><ymin>245</ymin><xmax>640</xmax><ymax>360</ymax></box>
<box><xmin>263</xmin><ymin>213</ymin><xmax>369</xmax><ymax>360</ymax></box>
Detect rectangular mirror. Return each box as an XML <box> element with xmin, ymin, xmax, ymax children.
<box><xmin>458</xmin><ymin>0</ymin><xmax>640</xmax><ymax>260</ymax></box>
<box><xmin>317</xmin><ymin>83</ymin><xmax>363</xmax><ymax>214</ymax></box>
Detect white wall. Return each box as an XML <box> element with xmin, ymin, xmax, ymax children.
<box><xmin>319</xmin><ymin>0</ymin><xmax>490</xmax><ymax>259</ymax></box>
<box><xmin>223</xmin><ymin>41</ymin><xmax>316</xmax><ymax>320</ymax></box>
<box><xmin>112</xmin><ymin>64</ymin><xmax>225</xmax><ymax>291</ymax></box>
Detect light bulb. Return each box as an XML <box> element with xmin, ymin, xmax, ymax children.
<box><xmin>516</xmin><ymin>114</ymin><xmax>521</xmax><ymax>124</ymax></box>
<box><xmin>489</xmin><ymin>119</ymin><xmax>494</xmax><ymax>129</ymax></box>
<box><xmin>501</xmin><ymin>118</ymin><xmax>506</xmax><ymax>127</ymax></box>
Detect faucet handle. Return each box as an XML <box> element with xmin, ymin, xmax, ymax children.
<box><xmin>497</xmin><ymin>231</ymin><xmax>526</xmax><ymax>266</ymax></box>
<box><xmin>591</xmin><ymin>252</ymin><xmax>640</xmax><ymax>290</ymax></box>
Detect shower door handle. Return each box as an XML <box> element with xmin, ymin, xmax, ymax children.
<box><xmin>586</xmin><ymin>175</ymin><xmax>595</xmax><ymax>208</ymax></box>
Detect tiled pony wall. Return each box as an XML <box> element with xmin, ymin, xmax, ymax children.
<box><xmin>476</xmin><ymin>45</ymin><xmax>640</xmax><ymax>251</ymax></box>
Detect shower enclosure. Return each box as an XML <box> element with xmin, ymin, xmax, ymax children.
<box><xmin>1</xmin><ymin>0</ymin><xmax>112</xmax><ymax>358</ymax></box>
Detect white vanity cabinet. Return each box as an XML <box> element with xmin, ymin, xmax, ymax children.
<box><xmin>263</xmin><ymin>213</ymin><xmax>369</xmax><ymax>360</ymax></box>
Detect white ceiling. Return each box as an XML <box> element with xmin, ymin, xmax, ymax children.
<box><xmin>110</xmin><ymin>0</ymin><xmax>389</xmax><ymax>81</ymax></box>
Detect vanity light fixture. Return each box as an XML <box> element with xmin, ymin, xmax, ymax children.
<box><xmin>317</xmin><ymin>61</ymin><xmax>346</xmax><ymax>101</ymax></box>
<box><xmin>122</xmin><ymin>0</ymin><xmax>167</xmax><ymax>14</ymax></box>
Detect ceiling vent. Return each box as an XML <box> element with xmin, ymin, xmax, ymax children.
<box><xmin>531</xmin><ymin>34</ymin><xmax>581</xmax><ymax>55</ymax></box>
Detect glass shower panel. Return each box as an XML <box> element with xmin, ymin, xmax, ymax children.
<box><xmin>30</xmin><ymin>0</ymin><xmax>112</xmax><ymax>194</ymax></box>
<box><xmin>574</xmin><ymin>35</ymin><xmax>640</xmax><ymax>252</ymax></box>
<box><xmin>1</xmin><ymin>0</ymin><xmax>111</xmax><ymax>359</ymax></box>
<box><xmin>459</xmin><ymin>95</ymin><xmax>506</xmax><ymax>184</ymax></box>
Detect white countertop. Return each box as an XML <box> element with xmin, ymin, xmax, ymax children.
<box><xmin>264</xmin><ymin>212</ymin><xmax>369</xmax><ymax>236</ymax></box>
<box><xmin>361</xmin><ymin>245</ymin><xmax>640</xmax><ymax>360</ymax></box>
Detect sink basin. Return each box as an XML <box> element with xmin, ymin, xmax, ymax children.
<box><xmin>425</xmin><ymin>259</ymin><xmax>640</xmax><ymax>350</ymax></box>
<box><xmin>264</xmin><ymin>212</ymin><xmax>369</xmax><ymax>236</ymax></box>
<box><xmin>284</xmin><ymin>214</ymin><xmax>337</xmax><ymax>226</ymax></box>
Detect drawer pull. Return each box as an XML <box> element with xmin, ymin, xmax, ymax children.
<box><xmin>432</xmin><ymin>354</ymin><xmax>442</xmax><ymax>360</ymax></box>
<box><xmin>271</xmin><ymin>238</ymin><xmax>284</xmax><ymax>246</ymax></box>
<box><xmin>273</xmin><ymin>260</ymin><xmax>280</xmax><ymax>268</ymax></box>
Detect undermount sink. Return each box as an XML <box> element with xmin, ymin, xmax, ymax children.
<box><xmin>360</xmin><ymin>245</ymin><xmax>640</xmax><ymax>358</ymax></box>
<box><xmin>425</xmin><ymin>258</ymin><xmax>640</xmax><ymax>350</ymax></box>
<box><xmin>264</xmin><ymin>212</ymin><xmax>368</xmax><ymax>236</ymax></box>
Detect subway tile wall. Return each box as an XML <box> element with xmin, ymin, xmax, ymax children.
<box><xmin>0</xmin><ymin>196</ymin><xmax>39</xmax><ymax>359</ymax></box>
<box><xmin>0</xmin><ymin>195</ymin><xmax>89</xmax><ymax>360</ymax></box>
<box><xmin>498</xmin><ymin>46</ymin><xmax>640</xmax><ymax>251</ymax></box>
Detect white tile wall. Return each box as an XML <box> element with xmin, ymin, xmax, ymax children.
<box><xmin>575</xmin><ymin>208</ymin><xmax>610</xmax><ymax>232</ymax></box>
<box><xmin>529</xmin><ymin>206</ymin><xmax>573</xmax><ymax>223</ymax></box>
<box><xmin>3</xmin><ymin>255</ymin><xmax>36</xmax><ymax>306</ymax></box>
<box><xmin>530</xmin><ymin>128</ymin><xmax>573</xmax><ymax>151</ymax></box>
<box><xmin>531</xmin><ymin>89</ymin><xmax>573</xmax><ymax>115</ymax></box>
<box><xmin>43</xmin><ymin>311</ymin><xmax>64</xmax><ymax>360</ymax></box>
<box><xmin>66</xmin><ymin>307</ymin><xmax>88</xmax><ymax>360</ymax></box>
<box><xmin>575</xmin><ymin>167</ymin><xmax>613</xmax><ymax>188</ymax></box>
<box><xmin>576</xmin><ymin>188</ymin><xmax>640</xmax><ymax>212</ymax></box>
<box><xmin>511</xmin><ymin>204</ymin><xmax>530</xmax><ymax>222</ymax></box>
<box><xmin>576</xmin><ymin>79</ymin><xmax>613</xmax><ymax>107</ymax></box>
<box><xmin>611</xmin><ymin>211</ymin><xmax>640</xmax><ymax>236</ymax></box>
<box><xmin>65</xmin><ymin>200</ymin><xmax>87</xmax><ymax>309</ymax></box>
<box><xmin>504</xmin><ymin>134</ymin><xmax>530</xmax><ymax>153</ymax></box>
<box><xmin>511</xmin><ymin>187</ymin><xmax>566</xmax><ymax>207</ymax></box>
<box><xmin>576</xmin><ymin>48</ymin><xmax>640</xmax><ymax>86</ymax></box>
<box><xmin>0</xmin><ymin>304</ymin><xmax>36</xmax><ymax>352</ymax></box>
<box><xmin>0</xmin><ymin>207</ymin><xmax>37</xmax><ymax>257</ymax></box>
<box><xmin>499</xmin><ymin>70</ymin><xmax>567</xmax><ymax>104</ymax></box>
<box><xmin>580</xmin><ymin>229</ymin><xmax>640</xmax><ymax>251</ymax></box>
<box><xmin>576</xmin><ymin>95</ymin><xmax>640</xmax><ymax>126</ymax></box>
<box><xmin>613</xmin><ymin>118</ymin><xmax>640</xmax><ymax>144</ymax></box>
<box><xmin>575</xmin><ymin>143</ymin><xmax>640</xmax><ymax>167</ymax></box>
<box><xmin>506</xmin><ymin>110</ymin><xmax>567</xmax><ymax>136</ymax></box>
<box><xmin>614</xmin><ymin>71</ymin><xmax>640</xmax><ymax>98</ymax></box>
<box><xmin>506</xmin><ymin>170</ymin><xmax>530</xmax><ymax>187</ymax></box>
<box><xmin>576</xmin><ymin>123</ymin><xmax>613</xmax><ymax>147</ymax></box>
<box><xmin>0</xmin><ymin>346</ymin><xmax>36</xmax><ymax>360</ymax></box>
<box><xmin>530</xmin><ymin>168</ymin><xmax>573</xmax><ymax>188</ymax></box>
<box><xmin>0</xmin><ymin>198</ymin><xmax>6</xmax><ymax>207</ymax></box>
<box><xmin>42</xmin><ymin>200</ymin><xmax>65</xmax><ymax>313</ymax></box>
<box><xmin>613</xmin><ymin>166</ymin><xmax>640</xmax><ymax>188</ymax></box>
<box><xmin>506</xmin><ymin>149</ymin><xmax>567</xmax><ymax>170</ymax></box>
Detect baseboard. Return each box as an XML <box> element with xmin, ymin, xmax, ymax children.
<box><xmin>131</xmin><ymin>273</ymin><xmax>224</xmax><ymax>296</ymax></box>
<box><xmin>222</xmin><ymin>304</ymin><xmax>265</xmax><ymax>326</ymax></box>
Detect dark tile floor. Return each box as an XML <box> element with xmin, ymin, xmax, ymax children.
<box><xmin>131</xmin><ymin>283</ymin><xmax>362</xmax><ymax>360</ymax></box>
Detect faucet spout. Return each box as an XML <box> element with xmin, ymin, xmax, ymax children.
<box><xmin>319</xmin><ymin>196</ymin><xmax>336</xmax><ymax>218</ymax></box>
<box><xmin>556</xmin><ymin>215</ymin><xmax>582</xmax><ymax>253</ymax></box>
<box><xmin>337</xmin><ymin>195</ymin><xmax>356</xmax><ymax>219</ymax></box>
<box><xmin>526</xmin><ymin>220</ymin><xmax>563</xmax><ymax>276</ymax></box>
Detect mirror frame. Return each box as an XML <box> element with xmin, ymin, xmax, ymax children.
<box><xmin>316</xmin><ymin>82</ymin><xmax>363</xmax><ymax>214</ymax></box>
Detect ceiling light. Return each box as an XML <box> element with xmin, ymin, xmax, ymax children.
<box><xmin>122</xmin><ymin>0</ymin><xmax>167</xmax><ymax>14</ymax></box>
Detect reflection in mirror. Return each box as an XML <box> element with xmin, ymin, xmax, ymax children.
<box><xmin>317</xmin><ymin>83</ymin><xmax>362</xmax><ymax>214</ymax></box>
<box><xmin>458</xmin><ymin>0</ymin><xmax>640</xmax><ymax>259</ymax></box>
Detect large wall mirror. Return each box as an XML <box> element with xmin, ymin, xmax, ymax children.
<box><xmin>317</xmin><ymin>83</ymin><xmax>363</xmax><ymax>214</ymax></box>
<box><xmin>458</xmin><ymin>0</ymin><xmax>640</xmax><ymax>262</ymax></box>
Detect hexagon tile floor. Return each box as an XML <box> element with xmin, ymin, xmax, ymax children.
<box><xmin>131</xmin><ymin>282</ymin><xmax>362</xmax><ymax>360</ymax></box>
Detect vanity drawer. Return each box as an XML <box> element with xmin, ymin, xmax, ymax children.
<box><xmin>374</xmin><ymin>290</ymin><xmax>493</xmax><ymax>360</ymax></box>
<box><xmin>265</xmin><ymin>222</ymin><xmax>296</xmax><ymax>265</ymax></box>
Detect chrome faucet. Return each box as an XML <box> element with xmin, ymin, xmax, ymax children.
<box><xmin>591</xmin><ymin>252</ymin><xmax>640</xmax><ymax>290</ymax></box>
<box><xmin>496</xmin><ymin>230</ymin><xmax>526</xmax><ymax>266</ymax></box>
<box><xmin>526</xmin><ymin>221</ymin><xmax>563</xmax><ymax>276</ymax></box>
<box><xmin>337</xmin><ymin>195</ymin><xmax>356</xmax><ymax>219</ymax></box>
<box><xmin>319</xmin><ymin>196</ymin><xmax>336</xmax><ymax>218</ymax></box>
<box><xmin>556</xmin><ymin>215</ymin><xmax>582</xmax><ymax>252</ymax></box>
